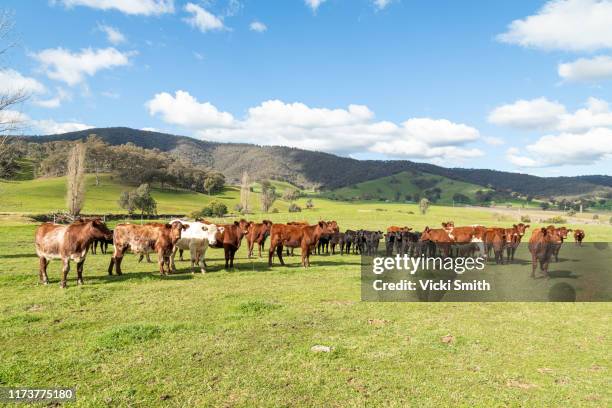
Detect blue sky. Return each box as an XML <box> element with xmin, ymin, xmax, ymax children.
<box><xmin>2</xmin><ymin>0</ymin><xmax>611</xmax><ymax>176</ymax></box>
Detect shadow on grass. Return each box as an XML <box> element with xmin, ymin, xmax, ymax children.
<box><xmin>547</xmin><ymin>270</ymin><xmax>580</xmax><ymax>279</ymax></box>
<box><xmin>0</xmin><ymin>253</ymin><xmax>38</xmax><ymax>259</ymax></box>
<box><xmin>88</xmin><ymin>271</ymin><xmax>195</xmax><ymax>285</ymax></box>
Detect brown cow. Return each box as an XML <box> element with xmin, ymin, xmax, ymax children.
<box><xmin>528</xmin><ymin>227</ymin><xmax>562</xmax><ymax>278</ymax></box>
<box><xmin>547</xmin><ymin>225</ymin><xmax>572</xmax><ymax>262</ymax></box>
<box><xmin>269</xmin><ymin>221</ymin><xmax>335</xmax><ymax>267</ymax></box>
<box><xmin>208</xmin><ymin>219</ymin><xmax>250</xmax><ymax>269</ymax></box>
<box><xmin>246</xmin><ymin>220</ymin><xmax>272</xmax><ymax>258</ymax></box>
<box><xmin>35</xmin><ymin>219</ymin><xmax>113</xmax><ymax>288</ymax></box>
<box><xmin>108</xmin><ymin>221</ymin><xmax>188</xmax><ymax>276</ymax></box>
<box><xmin>420</xmin><ymin>227</ymin><xmax>453</xmax><ymax>257</ymax></box>
<box><xmin>505</xmin><ymin>223</ymin><xmax>529</xmax><ymax>262</ymax></box>
<box><xmin>574</xmin><ymin>229</ymin><xmax>585</xmax><ymax>246</ymax></box>
<box><xmin>386</xmin><ymin>226</ymin><xmax>412</xmax><ymax>233</ymax></box>
<box><xmin>441</xmin><ymin>223</ymin><xmax>487</xmax><ymax>257</ymax></box>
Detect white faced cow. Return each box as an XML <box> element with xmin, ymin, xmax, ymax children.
<box><xmin>170</xmin><ymin>220</ymin><xmax>223</xmax><ymax>274</ymax></box>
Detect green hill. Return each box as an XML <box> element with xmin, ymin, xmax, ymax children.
<box><xmin>323</xmin><ymin>170</ymin><xmax>496</xmax><ymax>205</ymax></box>
<box><xmin>0</xmin><ymin>174</ymin><xmax>254</xmax><ymax>215</ymax></box>
<box><xmin>16</xmin><ymin>127</ymin><xmax>612</xmax><ymax>199</ymax></box>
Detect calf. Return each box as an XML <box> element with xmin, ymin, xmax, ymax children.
<box><xmin>361</xmin><ymin>230</ymin><xmax>383</xmax><ymax>256</ymax></box>
<box><xmin>170</xmin><ymin>220</ymin><xmax>222</xmax><ymax>273</ymax></box>
<box><xmin>35</xmin><ymin>219</ymin><xmax>113</xmax><ymax>288</ymax></box>
<box><xmin>574</xmin><ymin>229</ymin><xmax>585</xmax><ymax>246</ymax></box>
<box><xmin>91</xmin><ymin>233</ymin><xmax>113</xmax><ymax>255</ymax></box>
<box><xmin>269</xmin><ymin>221</ymin><xmax>335</xmax><ymax>267</ymax></box>
<box><xmin>329</xmin><ymin>232</ymin><xmax>345</xmax><ymax>255</ymax></box>
<box><xmin>209</xmin><ymin>219</ymin><xmax>250</xmax><ymax>269</ymax></box>
<box><xmin>246</xmin><ymin>220</ymin><xmax>272</xmax><ymax>258</ymax></box>
<box><xmin>528</xmin><ymin>227</ymin><xmax>562</xmax><ymax>278</ymax></box>
<box><xmin>108</xmin><ymin>221</ymin><xmax>188</xmax><ymax>276</ymax></box>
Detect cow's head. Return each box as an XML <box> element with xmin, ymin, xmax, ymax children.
<box><xmin>202</xmin><ymin>223</ymin><xmax>222</xmax><ymax>246</ymax></box>
<box><xmin>557</xmin><ymin>227</ymin><xmax>572</xmax><ymax>239</ymax></box>
<box><xmin>420</xmin><ymin>227</ymin><xmax>431</xmax><ymax>241</ymax></box>
<box><xmin>235</xmin><ymin>220</ymin><xmax>250</xmax><ymax>237</ymax></box>
<box><xmin>89</xmin><ymin>218</ymin><xmax>113</xmax><ymax>241</ymax></box>
<box><xmin>516</xmin><ymin>223</ymin><xmax>530</xmax><ymax>237</ymax></box>
<box><xmin>317</xmin><ymin>220</ymin><xmax>334</xmax><ymax>234</ymax></box>
<box><xmin>327</xmin><ymin>220</ymin><xmax>339</xmax><ymax>233</ymax></box>
<box><xmin>442</xmin><ymin>221</ymin><xmax>454</xmax><ymax>229</ymax></box>
<box><xmin>262</xmin><ymin>220</ymin><xmax>273</xmax><ymax>233</ymax></box>
<box><xmin>169</xmin><ymin>221</ymin><xmax>188</xmax><ymax>243</ymax></box>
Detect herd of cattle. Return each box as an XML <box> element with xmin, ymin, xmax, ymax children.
<box><xmin>34</xmin><ymin>218</ymin><xmax>586</xmax><ymax>288</ymax></box>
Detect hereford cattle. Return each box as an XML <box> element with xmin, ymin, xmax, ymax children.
<box><xmin>35</xmin><ymin>219</ymin><xmax>113</xmax><ymax>288</ymax></box>
<box><xmin>208</xmin><ymin>219</ymin><xmax>250</xmax><ymax>269</ymax></box>
<box><xmin>108</xmin><ymin>221</ymin><xmax>188</xmax><ymax>276</ymax></box>
<box><xmin>574</xmin><ymin>229</ymin><xmax>585</xmax><ymax>246</ymax></box>
<box><xmin>441</xmin><ymin>223</ymin><xmax>487</xmax><ymax>258</ymax></box>
<box><xmin>246</xmin><ymin>220</ymin><xmax>272</xmax><ymax>258</ymax></box>
<box><xmin>268</xmin><ymin>221</ymin><xmax>335</xmax><ymax>267</ymax></box>
<box><xmin>169</xmin><ymin>220</ymin><xmax>222</xmax><ymax>274</ymax></box>
<box><xmin>528</xmin><ymin>227</ymin><xmax>562</xmax><ymax>278</ymax></box>
<box><xmin>488</xmin><ymin>229</ymin><xmax>506</xmax><ymax>264</ymax></box>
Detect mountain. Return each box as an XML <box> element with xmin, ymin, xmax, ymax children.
<box><xmin>18</xmin><ymin>127</ymin><xmax>611</xmax><ymax>199</ymax></box>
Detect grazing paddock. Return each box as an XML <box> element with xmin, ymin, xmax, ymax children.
<box><xmin>0</xmin><ymin>201</ymin><xmax>610</xmax><ymax>407</ymax></box>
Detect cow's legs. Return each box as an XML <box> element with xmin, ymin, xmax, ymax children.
<box><xmin>91</xmin><ymin>241</ymin><xmax>97</xmax><ymax>255</ymax></box>
<box><xmin>170</xmin><ymin>245</ymin><xmax>179</xmax><ymax>272</ymax></box>
<box><xmin>179</xmin><ymin>249</ymin><xmax>184</xmax><ymax>261</ymax></box>
<box><xmin>268</xmin><ymin>243</ymin><xmax>275</xmax><ymax>266</ymax></box>
<box><xmin>224</xmin><ymin>245</ymin><xmax>230</xmax><ymax>270</ymax></box>
<box><xmin>277</xmin><ymin>245</ymin><xmax>285</xmax><ymax>266</ymax></box>
<box><xmin>258</xmin><ymin>241</ymin><xmax>264</xmax><ymax>258</ymax></box>
<box><xmin>60</xmin><ymin>258</ymin><xmax>70</xmax><ymax>288</ymax></box>
<box><xmin>109</xmin><ymin>245</ymin><xmax>124</xmax><ymax>276</ymax></box>
<box><xmin>247</xmin><ymin>240</ymin><xmax>254</xmax><ymax>258</ymax></box>
<box><xmin>38</xmin><ymin>257</ymin><xmax>49</xmax><ymax>285</ymax></box>
<box><xmin>157</xmin><ymin>251</ymin><xmax>166</xmax><ymax>276</ymax></box>
<box><xmin>76</xmin><ymin>260</ymin><xmax>85</xmax><ymax>285</ymax></box>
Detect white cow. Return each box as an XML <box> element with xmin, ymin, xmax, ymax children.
<box><xmin>170</xmin><ymin>220</ymin><xmax>223</xmax><ymax>274</ymax></box>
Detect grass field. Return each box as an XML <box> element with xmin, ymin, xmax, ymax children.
<box><xmin>0</xmin><ymin>175</ymin><xmax>611</xmax><ymax>406</ymax></box>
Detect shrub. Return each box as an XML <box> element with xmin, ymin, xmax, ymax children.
<box><xmin>234</xmin><ymin>203</ymin><xmax>244</xmax><ymax>212</ymax></box>
<box><xmin>566</xmin><ymin>209</ymin><xmax>576</xmax><ymax>216</ymax></box>
<box><xmin>288</xmin><ymin>203</ymin><xmax>302</xmax><ymax>213</ymax></box>
<box><xmin>593</xmin><ymin>214</ymin><xmax>599</xmax><ymax>220</ymax></box>
<box><xmin>271</xmin><ymin>208</ymin><xmax>279</xmax><ymax>213</ymax></box>
<box><xmin>520</xmin><ymin>215</ymin><xmax>531</xmax><ymax>223</ymax></box>
<box><xmin>194</xmin><ymin>200</ymin><xmax>228</xmax><ymax>218</ymax></box>
<box><xmin>543</xmin><ymin>216</ymin><xmax>566</xmax><ymax>224</ymax></box>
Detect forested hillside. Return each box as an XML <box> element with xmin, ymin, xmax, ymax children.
<box><xmin>11</xmin><ymin>127</ymin><xmax>612</xmax><ymax>199</ymax></box>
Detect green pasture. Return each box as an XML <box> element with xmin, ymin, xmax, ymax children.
<box><xmin>0</xmin><ymin>175</ymin><xmax>611</xmax><ymax>406</ymax></box>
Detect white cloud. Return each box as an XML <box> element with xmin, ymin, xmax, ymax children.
<box><xmin>0</xmin><ymin>69</ymin><xmax>46</xmax><ymax>96</ymax></box>
<box><xmin>497</xmin><ymin>0</ymin><xmax>612</xmax><ymax>52</ymax></box>
<box><xmin>506</xmin><ymin>128</ymin><xmax>612</xmax><ymax>167</ymax></box>
<box><xmin>193</xmin><ymin>51</ymin><xmax>204</xmax><ymax>60</ymax></box>
<box><xmin>0</xmin><ymin>109</ymin><xmax>29</xmax><ymax>126</ymax></box>
<box><xmin>98</xmin><ymin>24</ymin><xmax>126</xmax><ymax>44</ymax></box>
<box><xmin>558</xmin><ymin>55</ymin><xmax>612</xmax><ymax>81</ymax></box>
<box><xmin>31</xmin><ymin>47</ymin><xmax>132</xmax><ymax>86</ymax></box>
<box><xmin>58</xmin><ymin>0</ymin><xmax>174</xmax><ymax>15</ymax></box>
<box><xmin>373</xmin><ymin>0</ymin><xmax>393</xmax><ymax>10</ymax></box>
<box><xmin>146</xmin><ymin>90</ymin><xmax>235</xmax><ymax>128</ymax></box>
<box><xmin>33</xmin><ymin>88</ymin><xmax>72</xmax><ymax>109</ymax></box>
<box><xmin>184</xmin><ymin>3</ymin><xmax>225</xmax><ymax>32</ymax></box>
<box><xmin>249</xmin><ymin>21</ymin><xmax>267</xmax><ymax>32</ymax></box>
<box><xmin>305</xmin><ymin>0</ymin><xmax>327</xmax><ymax>12</ymax></box>
<box><xmin>34</xmin><ymin>119</ymin><xmax>93</xmax><ymax>134</ymax></box>
<box><xmin>146</xmin><ymin>90</ymin><xmax>484</xmax><ymax>162</ymax></box>
<box><xmin>557</xmin><ymin>97</ymin><xmax>612</xmax><ymax>132</ymax></box>
<box><xmin>483</xmin><ymin>136</ymin><xmax>505</xmax><ymax>146</ymax></box>
<box><xmin>488</xmin><ymin>97</ymin><xmax>567</xmax><ymax>130</ymax></box>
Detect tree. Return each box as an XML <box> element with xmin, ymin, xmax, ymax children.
<box><xmin>0</xmin><ymin>11</ymin><xmax>28</xmax><ymax>173</ymax></box>
<box><xmin>119</xmin><ymin>183</ymin><xmax>157</xmax><ymax>216</ymax></box>
<box><xmin>540</xmin><ymin>202</ymin><xmax>550</xmax><ymax>211</ymax></box>
<box><xmin>452</xmin><ymin>193</ymin><xmax>470</xmax><ymax>204</ymax></box>
<box><xmin>86</xmin><ymin>134</ymin><xmax>111</xmax><ymax>186</ymax></box>
<box><xmin>203</xmin><ymin>173</ymin><xmax>225</xmax><ymax>195</ymax></box>
<box><xmin>288</xmin><ymin>203</ymin><xmax>302</xmax><ymax>212</ymax></box>
<box><xmin>66</xmin><ymin>143</ymin><xmax>86</xmax><ymax>217</ymax></box>
<box><xmin>240</xmin><ymin>171</ymin><xmax>250</xmax><ymax>213</ymax></box>
<box><xmin>118</xmin><ymin>190</ymin><xmax>136</xmax><ymax>214</ymax></box>
<box><xmin>260</xmin><ymin>180</ymin><xmax>277</xmax><ymax>213</ymax></box>
<box><xmin>419</xmin><ymin>198</ymin><xmax>430</xmax><ymax>215</ymax></box>
<box><xmin>282</xmin><ymin>188</ymin><xmax>301</xmax><ymax>201</ymax></box>
<box><xmin>133</xmin><ymin>183</ymin><xmax>157</xmax><ymax>215</ymax></box>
